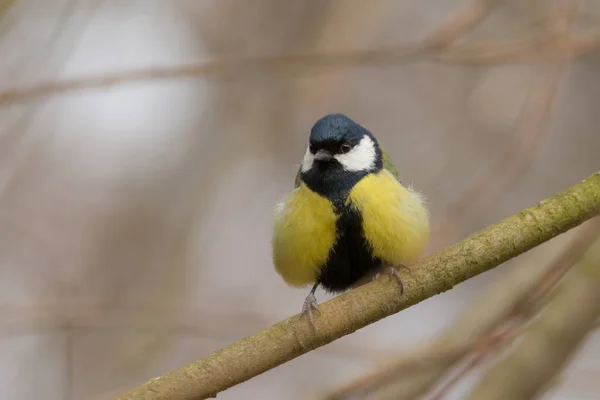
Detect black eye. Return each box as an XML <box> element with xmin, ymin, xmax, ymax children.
<box><xmin>340</xmin><ymin>143</ymin><xmax>352</xmax><ymax>153</ymax></box>
<box><xmin>309</xmin><ymin>144</ymin><xmax>315</xmax><ymax>153</ymax></box>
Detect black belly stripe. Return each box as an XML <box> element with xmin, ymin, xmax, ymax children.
<box><xmin>317</xmin><ymin>201</ymin><xmax>382</xmax><ymax>293</ymax></box>
<box><xmin>300</xmin><ymin>160</ymin><xmax>385</xmax><ymax>294</ymax></box>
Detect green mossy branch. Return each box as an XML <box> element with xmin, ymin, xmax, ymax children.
<box><xmin>115</xmin><ymin>172</ymin><xmax>600</xmax><ymax>400</ymax></box>
<box><xmin>467</xmin><ymin>230</ymin><xmax>600</xmax><ymax>399</ymax></box>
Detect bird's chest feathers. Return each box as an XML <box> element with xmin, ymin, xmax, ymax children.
<box><xmin>272</xmin><ymin>183</ymin><xmax>338</xmax><ymax>287</ymax></box>
<box><xmin>272</xmin><ymin>170</ymin><xmax>429</xmax><ymax>290</ymax></box>
<box><xmin>346</xmin><ymin>170</ymin><xmax>430</xmax><ymax>266</ymax></box>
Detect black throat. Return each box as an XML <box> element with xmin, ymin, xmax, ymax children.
<box><xmin>300</xmin><ymin>162</ymin><xmax>371</xmax><ymax>207</ymax></box>
<box><xmin>300</xmin><ymin>162</ymin><xmax>384</xmax><ymax>293</ymax></box>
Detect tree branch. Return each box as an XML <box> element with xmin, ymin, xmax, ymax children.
<box><xmin>113</xmin><ymin>172</ymin><xmax>600</xmax><ymax>400</ymax></box>
<box><xmin>0</xmin><ymin>31</ymin><xmax>598</xmax><ymax>107</ymax></box>
<box><xmin>323</xmin><ymin>217</ymin><xmax>600</xmax><ymax>400</ymax></box>
<box><xmin>466</xmin><ymin>230</ymin><xmax>600</xmax><ymax>399</ymax></box>
<box><xmin>420</xmin><ymin>0</ymin><xmax>504</xmax><ymax>50</ymax></box>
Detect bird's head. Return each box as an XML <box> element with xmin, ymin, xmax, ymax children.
<box><xmin>300</xmin><ymin>114</ymin><xmax>383</xmax><ymax>198</ymax></box>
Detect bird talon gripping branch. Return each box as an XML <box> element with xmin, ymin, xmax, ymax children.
<box><xmin>383</xmin><ymin>266</ymin><xmax>406</xmax><ymax>295</ymax></box>
<box><xmin>272</xmin><ymin>114</ymin><xmax>430</xmax><ymax>326</ymax></box>
<box><xmin>300</xmin><ymin>284</ymin><xmax>321</xmax><ymax>328</ymax></box>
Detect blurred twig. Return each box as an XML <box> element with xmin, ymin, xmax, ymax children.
<box><xmin>431</xmin><ymin>0</ymin><xmax>580</xmax><ymax>250</ymax></box>
<box><xmin>113</xmin><ymin>173</ymin><xmax>600</xmax><ymax>400</ymax></box>
<box><xmin>467</xmin><ymin>231</ymin><xmax>600</xmax><ymax>399</ymax></box>
<box><xmin>427</xmin><ymin>219</ymin><xmax>600</xmax><ymax>400</ymax></box>
<box><xmin>295</xmin><ymin>0</ymin><xmax>502</xmax><ymax>112</ymax></box>
<box><xmin>426</xmin><ymin>322</ymin><xmax>523</xmax><ymax>400</ymax></box>
<box><xmin>325</xmin><ymin>319</ymin><xmax>521</xmax><ymax>400</ymax></box>
<box><xmin>0</xmin><ymin>30</ymin><xmax>598</xmax><ymax>107</ymax></box>
<box><xmin>517</xmin><ymin>217</ymin><xmax>600</xmax><ymax>316</ymax></box>
<box><xmin>432</xmin><ymin>60</ymin><xmax>564</xmax><ymax>248</ymax></box>
<box><xmin>0</xmin><ymin>0</ymin><xmax>16</xmax><ymax>19</ymax></box>
<box><xmin>325</xmin><ymin>216</ymin><xmax>600</xmax><ymax>400</ymax></box>
<box><xmin>0</xmin><ymin>303</ymin><xmax>403</xmax><ymax>362</ymax></box>
<box><xmin>420</xmin><ymin>0</ymin><xmax>504</xmax><ymax>50</ymax></box>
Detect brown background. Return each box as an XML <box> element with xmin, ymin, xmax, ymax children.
<box><xmin>0</xmin><ymin>1</ymin><xmax>599</xmax><ymax>399</ymax></box>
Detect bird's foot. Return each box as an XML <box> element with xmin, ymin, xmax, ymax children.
<box><xmin>301</xmin><ymin>292</ymin><xmax>320</xmax><ymax>328</ymax></box>
<box><xmin>372</xmin><ymin>263</ymin><xmax>411</xmax><ymax>295</ymax></box>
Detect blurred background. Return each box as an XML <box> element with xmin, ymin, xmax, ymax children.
<box><xmin>0</xmin><ymin>0</ymin><xmax>599</xmax><ymax>399</ymax></box>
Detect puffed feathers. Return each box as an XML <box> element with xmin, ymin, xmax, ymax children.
<box><xmin>272</xmin><ymin>114</ymin><xmax>430</xmax><ymax>293</ymax></box>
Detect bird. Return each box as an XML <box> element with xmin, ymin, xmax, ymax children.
<box><xmin>271</xmin><ymin>113</ymin><xmax>430</xmax><ymax>327</ymax></box>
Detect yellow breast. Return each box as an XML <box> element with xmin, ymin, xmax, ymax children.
<box><xmin>272</xmin><ymin>183</ymin><xmax>337</xmax><ymax>287</ymax></box>
<box><xmin>347</xmin><ymin>169</ymin><xmax>430</xmax><ymax>266</ymax></box>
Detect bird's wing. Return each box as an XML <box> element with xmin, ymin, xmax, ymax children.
<box><xmin>294</xmin><ymin>165</ymin><xmax>302</xmax><ymax>188</ymax></box>
<box><xmin>380</xmin><ymin>145</ymin><xmax>401</xmax><ymax>182</ymax></box>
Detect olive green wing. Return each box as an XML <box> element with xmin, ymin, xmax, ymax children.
<box><xmin>294</xmin><ymin>165</ymin><xmax>302</xmax><ymax>188</ymax></box>
<box><xmin>380</xmin><ymin>145</ymin><xmax>401</xmax><ymax>182</ymax></box>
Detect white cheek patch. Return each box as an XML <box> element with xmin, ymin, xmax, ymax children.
<box><xmin>334</xmin><ymin>136</ymin><xmax>377</xmax><ymax>172</ymax></box>
<box><xmin>300</xmin><ymin>147</ymin><xmax>314</xmax><ymax>173</ymax></box>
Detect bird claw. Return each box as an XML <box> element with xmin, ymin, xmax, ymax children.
<box><xmin>395</xmin><ymin>262</ymin><xmax>411</xmax><ymax>274</ymax></box>
<box><xmin>301</xmin><ymin>293</ymin><xmax>320</xmax><ymax>328</ymax></box>
<box><xmin>372</xmin><ymin>263</ymin><xmax>411</xmax><ymax>295</ymax></box>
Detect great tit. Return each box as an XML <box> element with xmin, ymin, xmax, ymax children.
<box><xmin>272</xmin><ymin>114</ymin><xmax>430</xmax><ymax>326</ymax></box>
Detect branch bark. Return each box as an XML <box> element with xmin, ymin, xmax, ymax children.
<box><xmin>114</xmin><ymin>172</ymin><xmax>600</xmax><ymax>400</ymax></box>
<box><xmin>466</xmin><ymin>231</ymin><xmax>600</xmax><ymax>399</ymax></box>
<box><xmin>325</xmin><ymin>217</ymin><xmax>600</xmax><ymax>400</ymax></box>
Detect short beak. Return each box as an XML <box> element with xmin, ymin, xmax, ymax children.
<box><xmin>314</xmin><ymin>149</ymin><xmax>334</xmax><ymax>161</ymax></box>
